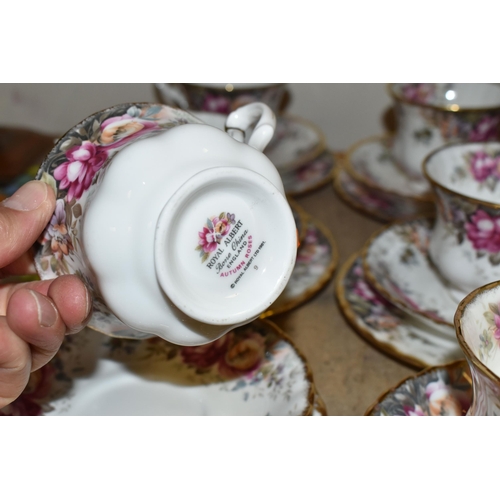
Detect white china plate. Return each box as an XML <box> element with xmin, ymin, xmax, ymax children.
<box><xmin>335</xmin><ymin>253</ymin><xmax>463</xmax><ymax>369</ymax></box>
<box><xmin>362</xmin><ymin>218</ymin><xmax>461</xmax><ymax>333</ymax></box>
<box><xmin>193</xmin><ymin>112</ymin><xmax>326</xmax><ymax>174</ymax></box>
<box><xmin>262</xmin><ymin>214</ymin><xmax>338</xmax><ymax>318</ymax></box>
<box><xmin>0</xmin><ymin>319</ymin><xmax>317</xmax><ymax>416</ymax></box>
<box><xmin>365</xmin><ymin>360</ymin><xmax>471</xmax><ymax>416</ymax></box>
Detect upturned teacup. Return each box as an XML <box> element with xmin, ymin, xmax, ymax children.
<box><xmin>155</xmin><ymin>83</ymin><xmax>290</xmax><ymax>115</ymax></box>
<box><xmin>455</xmin><ymin>280</ymin><xmax>500</xmax><ymax>415</ymax></box>
<box><xmin>424</xmin><ymin>141</ymin><xmax>500</xmax><ymax>296</ymax></box>
<box><xmin>390</xmin><ymin>83</ymin><xmax>500</xmax><ymax>180</ymax></box>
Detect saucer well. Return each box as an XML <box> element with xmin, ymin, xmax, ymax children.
<box><xmin>362</xmin><ymin>218</ymin><xmax>460</xmax><ymax>333</ymax></box>
<box><xmin>0</xmin><ymin>319</ymin><xmax>316</xmax><ymax>416</ymax></box>
<box><xmin>332</xmin><ymin>164</ymin><xmax>435</xmax><ymax>223</ymax></box>
<box><xmin>335</xmin><ymin>252</ymin><xmax>463</xmax><ymax>369</ymax></box>
<box><xmin>281</xmin><ymin>150</ymin><xmax>337</xmax><ymax>196</ymax></box>
<box><xmin>365</xmin><ymin>360</ymin><xmax>472</xmax><ymax>416</ymax></box>
<box><xmin>262</xmin><ymin>214</ymin><xmax>338</xmax><ymax>318</ymax></box>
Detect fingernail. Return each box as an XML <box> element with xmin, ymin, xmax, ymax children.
<box><xmin>66</xmin><ymin>286</ymin><xmax>93</xmax><ymax>336</ymax></box>
<box><xmin>30</xmin><ymin>290</ymin><xmax>58</xmax><ymax>328</ymax></box>
<box><xmin>1</xmin><ymin>181</ymin><xmax>48</xmax><ymax>211</ymax></box>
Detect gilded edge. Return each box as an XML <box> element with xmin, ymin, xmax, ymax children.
<box><xmin>343</xmin><ymin>134</ymin><xmax>434</xmax><ymax>202</ymax></box>
<box><xmin>363</xmin><ymin>359</ymin><xmax>470</xmax><ymax>416</ymax></box>
<box><xmin>261</xmin><ymin>211</ymin><xmax>339</xmax><ymax>319</ymax></box>
<box><xmin>454</xmin><ymin>280</ymin><xmax>500</xmax><ymax>385</ymax></box>
<box><xmin>360</xmin><ymin>216</ymin><xmax>454</xmax><ymax>328</ymax></box>
<box><xmin>334</xmin><ymin>251</ymin><xmax>428</xmax><ymax>370</ymax></box>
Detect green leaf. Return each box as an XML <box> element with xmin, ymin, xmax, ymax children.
<box><xmin>206</xmin><ymin>218</ymin><xmax>214</xmax><ymax>230</ymax></box>
<box><xmin>484</xmin><ymin>310</ymin><xmax>496</xmax><ymax>325</ymax></box>
<box><xmin>41</xmin><ymin>172</ymin><xmax>57</xmax><ymax>196</ymax></box>
<box><xmin>219</xmin><ymin>212</ymin><xmax>225</xmax><ymax>219</ymax></box>
<box><xmin>201</xmin><ymin>253</ymin><xmax>209</xmax><ymax>263</ymax></box>
<box><xmin>489</xmin><ymin>303</ymin><xmax>500</xmax><ymax>315</ymax></box>
<box><xmin>195</xmin><ymin>245</ymin><xmax>202</xmax><ymax>251</ymax></box>
<box><xmin>72</xmin><ymin>203</ymin><xmax>82</xmax><ymax>219</ymax></box>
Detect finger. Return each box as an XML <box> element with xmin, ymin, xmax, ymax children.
<box><xmin>6</xmin><ymin>288</ymin><xmax>66</xmax><ymax>372</ymax></box>
<box><xmin>0</xmin><ymin>181</ymin><xmax>55</xmax><ymax>268</ymax></box>
<box><xmin>0</xmin><ymin>279</ymin><xmax>54</xmax><ymax>315</ymax></box>
<box><xmin>47</xmin><ymin>275</ymin><xmax>92</xmax><ymax>334</ymax></box>
<box><xmin>0</xmin><ymin>317</ymin><xmax>32</xmax><ymax>408</ymax></box>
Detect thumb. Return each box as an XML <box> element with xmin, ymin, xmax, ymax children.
<box><xmin>0</xmin><ymin>181</ymin><xmax>55</xmax><ymax>269</ymax></box>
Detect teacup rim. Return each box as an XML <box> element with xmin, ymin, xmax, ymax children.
<box><xmin>454</xmin><ymin>279</ymin><xmax>500</xmax><ymax>384</ymax></box>
<box><xmin>387</xmin><ymin>83</ymin><xmax>500</xmax><ymax>114</ymax></box>
<box><xmin>422</xmin><ymin>140</ymin><xmax>500</xmax><ymax>210</ymax></box>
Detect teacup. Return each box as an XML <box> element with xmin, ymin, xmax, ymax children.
<box><xmin>389</xmin><ymin>83</ymin><xmax>500</xmax><ymax>180</ymax></box>
<box><xmin>455</xmin><ymin>280</ymin><xmax>500</xmax><ymax>415</ymax></box>
<box><xmin>35</xmin><ymin>101</ymin><xmax>298</xmax><ymax>346</ymax></box>
<box><xmin>155</xmin><ymin>83</ymin><xmax>290</xmax><ymax>115</ymax></box>
<box><xmin>423</xmin><ymin>141</ymin><xmax>500</xmax><ymax>296</ymax></box>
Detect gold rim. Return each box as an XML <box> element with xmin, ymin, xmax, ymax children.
<box><xmin>387</xmin><ymin>83</ymin><xmax>500</xmax><ymax>113</ymax></box>
<box><xmin>284</xmin><ymin>150</ymin><xmax>336</xmax><ymax>197</ymax></box>
<box><xmin>454</xmin><ymin>280</ymin><xmax>500</xmax><ymax>385</ymax></box>
<box><xmin>360</xmin><ymin>217</ymin><xmax>454</xmax><ymax>328</ymax></box>
<box><xmin>332</xmin><ymin>164</ymin><xmax>435</xmax><ymax>223</ymax></box>
<box><xmin>311</xmin><ymin>386</ymin><xmax>328</xmax><ymax>416</ymax></box>
<box><xmin>274</xmin><ymin>113</ymin><xmax>327</xmax><ymax>172</ymax></box>
<box><xmin>287</xmin><ymin>196</ymin><xmax>308</xmax><ymax>244</ymax></box>
<box><xmin>260</xmin><ymin>212</ymin><xmax>339</xmax><ymax>318</ymax></box>
<box><xmin>344</xmin><ymin>135</ymin><xmax>434</xmax><ymax>202</ymax></box>
<box><xmin>364</xmin><ymin>359</ymin><xmax>469</xmax><ymax>416</ymax></box>
<box><xmin>258</xmin><ymin>318</ymin><xmax>317</xmax><ymax>416</ymax></box>
<box><xmin>422</xmin><ymin>141</ymin><xmax>500</xmax><ymax>210</ymax></box>
<box><xmin>335</xmin><ymin>251</ymin><xmax>429</xmax><ymax>370</ymax></box>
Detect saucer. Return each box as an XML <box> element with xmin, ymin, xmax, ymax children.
<box><xmin>0</xmin><ymin>319</ymin><xmax>317</xmax><ymax>416</ymax></box>
<box><xmin>262</xmin><ymin>215</ymin><xmax>338</xmax><ymax>318</ymax></box>
<box><xmin>345</xmin><ymin>136</ymin><xmax>431</xmax><ymax>199</ymax></box>
<box><xmin>332</xmin><ymin>164</ymin><xmax>435</xmax><ymax>223</ymax></box>
<box><xmin>335</xmin><ymin>252</ymin><xmax>463</xmax><ymax>369</ymax></box>
<box><xmin>281</xmin><ymin>150</ymin><xmax>337</xmax><ymax>196</ymax></box>
<box><xmin>365</xmin><ymin>360</ymin><xmax>472</xmax><ymax>416</ymax></box>
<box><xmin>362</xmin><ymin>218</ymin><xmax>461</xmax><ymax>333</ymax></box>
<box><xmin>289</xmin><ymin>196</ymin><xmax>308</xmax><ymax>244</ymax></box>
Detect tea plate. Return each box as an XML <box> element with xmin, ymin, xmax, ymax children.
<box><xmin>280</xmin><ymin>150</ymin><xmax>336</xmax><ymax>196</ymax></box>
<box><xmin>332</xmin><ymin>165</ymin><xmax>435</xmax><ymax>223</ymax></box>
<box><xmin>346</xmin><ymin>136</ymin><xmax>431</xmax><ymax>198</ymax></box>
<box><xmin>0</xmin><ymin>319</ymin><xmax>317</xmax><ymax>416</ymax></box>
<box><xmin>335</xmin><ymin>252</ymin><xmax>463</xmax><ymax>369</ymax></box>
<box><xmin>365</xmin><ymin>360</ymin><xmax>471</xmax><ymax>416</ymax></box>
<box><xmin>362</xmin><ymin>218</ymin><xmax>462</xmax><ymax>333</ymax></box>
<box><xmin>262</xmin><ymin>215</ymin><xmax>338</xmax><ymax>318</ymax></box>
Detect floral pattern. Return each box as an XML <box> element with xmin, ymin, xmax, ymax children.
<box><xmin>434</xmin><ymin>185</ymin><xmax>500</xmax><ymax>265</ymax></box>
<box><xmin>1</xmin><ymin>320</ymin><xmax>314</xmax><ymax>416</ymax></box>
<box><xmin>368</xmin><ymin>361</ymin><xmax>472</xmax><ymax>416</ymax></box>
<box><xmin>196</xmin><ymin>212</ymin><xmax>235</xmax><ymax>262</ymax></box>
<box><xmin>34</xmin><ymin>103</ymin><xmax>203</xmax><ymax>339</ymax></box>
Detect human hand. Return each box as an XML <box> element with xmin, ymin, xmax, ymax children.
<box><xmin>0</xmin><ymin>181</ymin><xmax>91</xmax><ymax>409</ymax></box>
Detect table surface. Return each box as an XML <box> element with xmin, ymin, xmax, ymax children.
<box><xmin>272</xmin><ymin>181</ymin><xmax>417</xmax><ymax>416</ymax></box>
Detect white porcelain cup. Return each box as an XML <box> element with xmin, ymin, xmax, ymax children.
<box><xmin>424</xmin><ymin>141</ymin><xmax>500</xmax><ymax>296</ymax></box>
<box><xmin>155</xmin><ymin>83</ymin><xmax>290</xmax><ymax>115</ymax></box>
<box><xmin>390</xmin><ymin>83</ymin><xmax>500</xmax><ymax>180</ymax></box>
<box><xmin>455</xmin><ymin>280</ymin><xmax>500</xmax><ymax>415</ymax></box>
<box><xmin>36</xmin><ymin>102</ymin><xmax>297</xmax><ymax>345</ymax></box>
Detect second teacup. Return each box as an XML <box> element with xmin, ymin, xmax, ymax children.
<box><xmin>155</xmin><ymin>83</ymin><xmax>290</xmax><ymax>115</ymax></box>
<box><xmin>424</xmin><ymin>141</ymin><xmax>500</xmax><ymax>296</ymax></box>
<box><xmin>389</xmin><ymin>83</ymin><xmax>500</xmax><ymax>180</ymax></box>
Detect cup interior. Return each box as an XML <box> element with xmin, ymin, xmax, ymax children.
<box><xmin>392</xmin><ymin>83</ymin><xmax>500</xmax><ymax>109</ymax></box>
<box><xmin>425</xmin><ymin>142</ymin><xmax>500</xmax><ymax>204</ymax></box>
<box><xmin>457</xmin><ymin>283</ymin><xmax>500</xmax><ymax>378</ymax></box>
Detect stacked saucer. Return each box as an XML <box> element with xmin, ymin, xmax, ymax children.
<box><xmin>337</xmin><ymin>138</ymin><xmax>500</xmax><ymax>415</ymax></box>
<box><xmin>334</xmin><ymin>83</ymin><xmax>500</xmax><ymax>222</ymax></box>
<box><xmin>155</xmin><ymin>83</ymin><xmax>337</xmax><ymax>196</ymax></box>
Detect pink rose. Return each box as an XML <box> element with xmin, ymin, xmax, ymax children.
<box><xmin>469</xmin><ymin>151</ymin><xmax>498</xmax><ymax>182</ymax></box>
<box><xmin>465</xmin><ymin>210</ymin><xmax>500</xmax><ymax>253</ymax></box>
<box><xmin>401</xmin><ymin>83</ymin><xmax>435</xmax><ymax>104</ymax></box>
<box><xmin>201</xmin><ymin>94</ymin><xmax>231</xmax><ymax>114</ymax></box>
<box><xmin>53</xmin><ymin>141</ymin><xmax>107</xmax><ymax>201</ymax></box>
<box><xmin>180</xmin><ymin>336</ymin><xmax>229</xmax><ymax>369</ymax></box>
<box><xmin>494</xmin><ymin>314</ymin><xmax>500</xmax><ymax>340</ymax></box>
<box><xmin>198</xmin><ymin>226</ymin><xmax>218</xmax><ymax>253</ymax></box>
<box><xmin>469</xmin><ymin>115</ymin><xmax>500</xmax><ymax>142</ymax></box>
<box><xmin>426</xmin><ymin>379</ymin><xmax>462</xmax><ymax>416</ymax></box>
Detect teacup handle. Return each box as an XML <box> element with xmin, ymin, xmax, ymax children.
<box><xmin>154</xmin><ymin>83</ymin><xmax>190</xmax><ymax>109</ymax></box>
<box><xmin>225</xmin><ymin>102</ymin><xmax>276</xmax><ymax>152</ymax></box>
